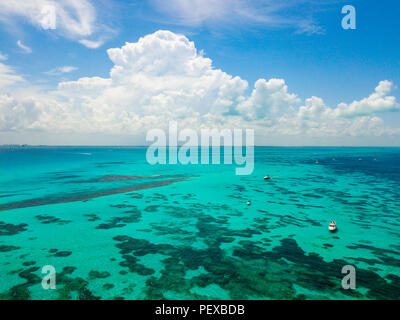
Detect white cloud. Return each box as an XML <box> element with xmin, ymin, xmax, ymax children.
<box><xmin>59</xmin><ymin>66</ymin><xmax>78</xmax><ymax>73</ymax></box>
<box><xmin>0</xmin><ymin>30</ymin><xmax>399</xmax><ymax>145</ymax></box>
<box><xmin>236</xmin><ymin>78</ymin><xmax>300</xmax><ymax>120</ymax></box>
<box><xmin>150</xmin><ymin>0</ymin><xmax>325</xmax><ymax>34</ymax></box>
<box><xmin>335</xmin><ymin>81</ymin><xmax>399</xmax><ymax>117</ymax></box>
<box><xmin>78</xmin><ymin>39</ymin><xmax>104</xmax><ymax>49</ymax></box>
<box><xmin>0</xmin><ymin>51</ymin><xmax>7</xmax><ymax>60</ymax></box>
<box><xmin>0</xmin><ymin>94</ymin><xmax>43</xmax><ymax>131</ymax></box>
<box><xmin>0</xmin><ymin>63</ymin><xmax>24</xmax><ymax>89</ymax></box>
<box><xmin>45</xmin><ymin>66</ymin><xmax>78</xmax><ymax>75</ymax></box>
<box><xmin>0</xmin><ymin>0</ymin><xmax>111</xmax><ymax>48</ymax></box>
<box><xmin>279</xmin><ymin>84</ymin><xmax>400</xmax><ymax>138</ymax></box>
<box><xmin>16</xmin><ymin>40</ymin><xmax>32</xmax><ymax>54</ymax></box>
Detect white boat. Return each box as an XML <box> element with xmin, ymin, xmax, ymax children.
<box><xmin>264</xmin><ymin>175</ymin><xmax>271</xmax><ymax>180</ymax></box>
<box><xmin>247</xmin><ymin>201</ymin><xmax>251</xmax><ymax>206</ymax></box>
<box><xmin>329</xmin><ymin>221</ymin><xmax>337</xmax><ymax>232</ymax></box>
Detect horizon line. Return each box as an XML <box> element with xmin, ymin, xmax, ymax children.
<box><xmin>1</xmin><ymin>145</ymin><xmax>400</xmax><ymax>148</ymax></box>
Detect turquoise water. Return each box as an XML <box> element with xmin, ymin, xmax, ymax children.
<box><xmin>0</xmin><ymin>146</ymin><xmax>399</xmax><ymax>300</ymax></box>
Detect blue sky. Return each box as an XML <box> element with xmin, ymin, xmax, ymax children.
<box><xmin>0</xmin><ymin>0</ymin><xmax>399</xmax><ymax>145</ymax></box>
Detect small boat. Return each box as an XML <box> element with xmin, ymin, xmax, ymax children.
<box><xmin>315</xmin><ymin>160</ymin><xmax>319</xmax><ymax>164</ymax></box>
<box><xmin>264</xmin><ymin>175</ymin><xmax>271</xmax><ymax>180</ymax></box>
<box><xmin>328</xmin><ymin>221</ymin><xmax>337</xmax><ymax>233</ymax></box>
<box><xmin>247</xmin><ymin>201</ymin><xmax>251</xmax><ymax>206</ymax></box>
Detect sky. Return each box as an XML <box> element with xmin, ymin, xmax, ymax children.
<box><xmin>0</xmin><ymin>0</ymin><xmax>399</xmax><ymax>146</ymax></box>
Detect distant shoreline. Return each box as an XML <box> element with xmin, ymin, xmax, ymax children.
<box><xmin>1</xmin><ymin>145</ymin><xmax>400</xmax><ymax>148</ymax></box>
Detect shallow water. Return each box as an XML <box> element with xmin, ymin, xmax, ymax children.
<box><xmin>0</xmin><ymin>146</ymin><xmax>399</xmax><ymax>300</ymax></box>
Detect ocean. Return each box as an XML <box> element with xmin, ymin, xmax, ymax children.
<box><xmin>0</xmin><ymin>146</ymin><xmax>399</xmax><ymax>300</ymax></box>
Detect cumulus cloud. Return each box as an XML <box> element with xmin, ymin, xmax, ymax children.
<box><xmin>335</xmin><ymin>81</ymin><xmax>399</xmax><ymax>117</ymax></box>
<box><xmin>16</xmin><ymin>40</ymin><xmax>32</xmax><ymax>53</ymax></box>
<box><xmin>0</xmin><ymin>94</ymin><xmax>42</xmax><ymax>131</ymax></box>
<box><xmin>236</xmin><ymin>78</ymin><xmax>300</xmax><ymax>120</ymax></box>
<box><xmin>0</xmin><ymin>0</ymin><xmax>110</xmax><ymax>48</ymax></box>
<box><xmin>0</xmin><ymin>30</ymin><xmax>399</xmax><ymax>145</ymax></box>
<box><xmin>279</xmin><ymin>83</ymin><xmax>400</xmax><ymax>138</ymax></box>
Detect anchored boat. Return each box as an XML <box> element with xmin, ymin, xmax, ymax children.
<box><xmin>329</xmin><ymin>221</ymin><xmax>337</xmax><ymax>233</ymax></box>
